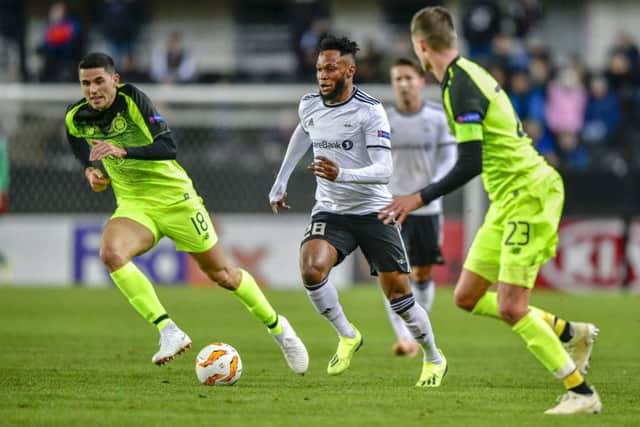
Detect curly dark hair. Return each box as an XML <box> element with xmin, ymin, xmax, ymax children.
<box><xmin>319</xmin><ymin>35</ymin><xmax>360</xmax><ymax>57</ymax></box>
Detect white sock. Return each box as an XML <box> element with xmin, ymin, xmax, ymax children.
<box><xmin>389</xmin><ymin>294</ymin><xmax>442</xmax><ymax>363</ymax></box>
<box><xmin>382</xmin><ymin>294</ymin><xmax>413</xmax><ymax>340</ymax></box>
<box><xmin>304</xmin><ymin>277</ymin><xmax>355</xmax><ymax>338</ymax></box>
<box><xmin>412</xmin><ymin>279</ymin><xmax>436</xmax><ymax>313</ymax></box>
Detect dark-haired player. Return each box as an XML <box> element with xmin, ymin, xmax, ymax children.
<box><xmin>383</xmin><ymin>57</ymin><xmax>456</xmax><ymax>357</ymax></box>
<box><xmin>65</xmin><ymin>52</ymin><xmax>308</xmax><ymax>374</ymax></box>
<box><xmin>269</xmin><ymin>36</ymin><xmax>447</xmax><ymax>386</ymax></box>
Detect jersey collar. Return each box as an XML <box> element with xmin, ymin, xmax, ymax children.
<box><xmin>440</xmin><ymin>55</ymin><xmax>461</xmax><ymax>90</ymax></box>
<box><xmin>322</xmin><ymin>87</ymin><xmax>357</xmax><ymax>108</ymax></box>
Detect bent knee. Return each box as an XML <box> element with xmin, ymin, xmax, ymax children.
<box><xmin>100</xmin><ymin>246</ymin><xmax>129</xmax><ymax>272</ymax></box>
<box><xmin>300</xmin><ymin>261</ymin><xmax>330</xmax><ymax>286</ymax></box>
<box><xmin>497</xmin><ymin>304</ymin><xmax>528</xmax><ymax>324</ymax></box>
<box><xmin>208</xmin><ymin>268</ymin><xmax>239</xmax><ymax>290</ymax></box>
<box><xmin>453</xmin><ymin>288</ymin><xmax>479</xmax><ymax>312</ymax></box>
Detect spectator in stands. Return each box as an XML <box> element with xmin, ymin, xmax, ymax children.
<box><xmin>487</xmin><ymin>61</ymin><xmax>508</xmax><ymax>88</ymax></box>
<box><xmin>298</xmin><ymin>18</ymin><xmax>329</xmax><ymax>80</ymax></box>
<box><xmin>150</xmin><ymin>32</ymin><xmax>197</xmax><ymax>84</ymax></box>
<box><xmin>0</xmin><ymin>0</ymin><xmax>28</xmax><ymax>81</ymax></box>
<box><xmin>356</xmin><ymin>38</ymin><xmax>385</xmax><ymax>83</ymax></box>
<box><xmin>582</xmin><ymin>74</ymin><xmax>621</xmax><ymax>147</ymax></box>
<box><xmin>524</xmin><ymin>117</ymin><xmax>557</xmax><ymax>166</ymax></box>
<box><xmin>509</xmin><ymin>0</ymin><xmax>544</xmax><ymax>41</ymax></box>
<box><xmin>528</xmin><ymin>53</ymin><xmax>552</xmax><ymax>89</ymax></box>
<box><xmin>508</xmin><ymin>67</ymin><xmax>545</xmax><ymax>124</ymax></box>
<box><xmin>545</xmin><ymin>65</ymin><xmax>588</xmax><ymax>170</ymax></box>
<box><xmin>94</xmin><ymin>0</ymin><xmax>147</xmax><ymax>68</ymax></box>
<box><xmin>612</xmin><ymin>32</ymin><xmax>640</xmax><ymax>72</ymax></box>
<box><xmin>118</xmin><ymin>51</ymin><xmax>149</xmax><ymax>83</ymax></box>
<box><xmin>492</xmin><ymin>33</ymin><xmax>529</xmax><ymax>71</ymax></box>
<box><xmin>462</xmin><ymin>0</ymin><xmax>503</xmax><ymax>64</ymax></box>
<box><xmin>545</xmin><ymin>66</ymin><xmax>586</xmax><ymax>136</ymax></box>
<box><xmin>37</xmin><ymin>2</ymin><xmax>82</xmax><ymax>82</ymax></box>
<box><xmin>605</xmin><ymin>49</ymin><xmax>637</xmax><ymax>119</ymax></box>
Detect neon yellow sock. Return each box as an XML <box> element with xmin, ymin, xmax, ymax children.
<box><xmin>471</xmin><ymin>292</ymin><xmax>501</xmax><ymax>319</ymax></box>
<box><xmin>512</xmin><ymin>312</ymin><xmax>576</xmax><ymax>379</ymax></box>
<box><xmin>562</xmin><ymin>369</ymin><xmax>585</xmax><ymax>390</ymax></box>
<box><xmin>472</xmin><ymin>292</ymin><xmax>566</xmax><ymax>337</ymax></box>
<box><xmin>232</xmin><ymin>269</ymin><xmax>281</xmax><ymax>334</ymax></box>
<box><xmin>110</xmin><ymin>262</ymin><xmax>169</xmax><ymax>330</ymax></box>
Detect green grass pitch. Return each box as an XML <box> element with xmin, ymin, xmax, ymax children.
<box><xmin>1</xmin><ymin>286</ymin><xmax>639</xmax><ymax>427</ymax></box>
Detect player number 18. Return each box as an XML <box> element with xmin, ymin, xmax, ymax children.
<box><xmin>190</xmin><ymin>211</ymin><xmax>209</xmax><ymax>235</ymax></box>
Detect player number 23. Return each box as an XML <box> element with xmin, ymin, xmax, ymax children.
<box><xmin>304</xmin><ymin>222</ymin><xmax>327</xmax><ymax>238</ymax></box>
<box><xmin>504</xmin><ymin>221</ymin><xmax>530</xmax><ymax>246</ymax></box>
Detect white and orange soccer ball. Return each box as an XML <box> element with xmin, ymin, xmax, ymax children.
<box><xmin>195</xmin><ymin>342</ymin><xmax>242</xmax><ymax>386</ymax></box>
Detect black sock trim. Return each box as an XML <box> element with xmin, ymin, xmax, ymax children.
<box><xmin>390</xmin><ymin>294</ymin><xmax>416</xmax><ymax>315</ymax></box>
<box><xmin>267</xmin><ymin>315</ymin><xmax>279</xmax><ymax>330</ymax></box>
<box><xmin>153</xmin><ymin>314</ymin><xmax>170</xmax><ymax>325</ymax></box>
<box><xmin>559</xmin><ymin>322</ymin><xmax>574</xmax><ymax>343</ymax></box>
<box><xmin>569</xmin><ymin>381</ymin><xmax>593</xmax><ymax>395</ymax></box>
<box><xmin>304</xmin><ymin>276</ymin><xmax>329</xmax><ymax>291</ymax></box>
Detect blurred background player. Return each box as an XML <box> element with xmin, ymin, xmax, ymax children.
<box><xmin>380</xmin><ymin>6</ymin><xmax>600</xmax><ymax>413</ymax></box>
<box><xmin>383</xmin><ymin>57</ymin><xmax>456</xmax><ymax>357</ymax></box>
<box><xmin>64</xmin><ymin>52</ymin><xmax>308</xmax><ymax>374</ymax></box>
<box><xmin>269</xmin><ymin>35</ymin><xmax>447</xmax><ymax>386</ymax></box>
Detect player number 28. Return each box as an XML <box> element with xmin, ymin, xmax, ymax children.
<box><xmin>304</xmin><ymin>222</ymin><xmax>327</xmax><ymax>238</ymax></box>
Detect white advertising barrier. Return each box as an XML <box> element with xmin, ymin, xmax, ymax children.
<box><xmin>538</xmin><ymin>218</ymin><xmax>640</xmax><ymax>292</ymax></box>
<box><xmin>0</xmin><ymin>214</ymin><xmax>353</xmax><ymax>288</ymax></box>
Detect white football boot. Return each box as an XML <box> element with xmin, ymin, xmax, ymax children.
<box><xmin>152</xmin><ymin>321</ymin><xmax>192</xmax><ymax>366</ymax></box>
<box><xmin>544</xmin><ymin>388</ymin><xmax>602</xmax><ymax>415</ymax></box>
<box><xmin>270</xmin><ymin>315</ymin><xmax>309</xmax><ymax>375</ymax></box>
<box><xmin>564</xmin><ymin>322</ymin><xmax>599</xmax><ymax>375</ymax></box>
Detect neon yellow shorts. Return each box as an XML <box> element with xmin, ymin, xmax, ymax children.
<box><xmin>112</xmin><ymin>195</ymin><xmax>218</xmax><ymax>253</ymax></box>
<box><xmin>464</xmin><ymin>171</ymin><xmax>564</xmax><ymax>288</ymax></box>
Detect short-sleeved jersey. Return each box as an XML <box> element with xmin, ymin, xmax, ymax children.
<box><xmin>441</xmin><ymin>56</ymin><xmax>555</xmax><ymax>202</ymax></box>
<box><xmin>64</xmin><ymin>83</ymin><xmax>197</xmax><ymax>206</ymax></box>
<box><xmin>299</xmin><ymin>87</ymin><xmax>392</xmax><ymax>215</ymax></box>
<box><xmin>386</xmin><ymin>100</ymin><xmax>456</xmax><ymax>215</ymax></box>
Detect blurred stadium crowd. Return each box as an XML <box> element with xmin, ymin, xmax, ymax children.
<box><xmin>1</xmin><ymin>0</ymin><xmax>639</xmax><ymax>176</ymax></box>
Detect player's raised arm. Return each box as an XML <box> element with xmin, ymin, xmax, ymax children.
<box><xmin>269</xmin><ymin>123</ymin><xmax>311</xmax><ymax>213</ymax></box>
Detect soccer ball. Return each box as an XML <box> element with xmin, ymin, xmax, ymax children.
<box><xmin>195</xmin><ymin>342</ymin><xmax>242</xmax><ymax>386</ymax></box>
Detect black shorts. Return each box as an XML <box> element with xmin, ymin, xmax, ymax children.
<box><xmin>401</xmin><ymin>214</ymin><xmax>445</xmax><ymax>266</ymax></box>
<box><xmin>301</xmin><ymin>212</ymin><xmax>410</xmax><ymax>276</ymax></box>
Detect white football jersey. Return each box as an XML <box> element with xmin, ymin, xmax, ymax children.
<box><xmin>299</xmin><ymin>88</ymin><xmax>392</xmax><ymax>215</ymax></box>
<box><xmin>386</xmin><ymin>100</ymin><xmax>457</xmax><ymax>215</ymax></box>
